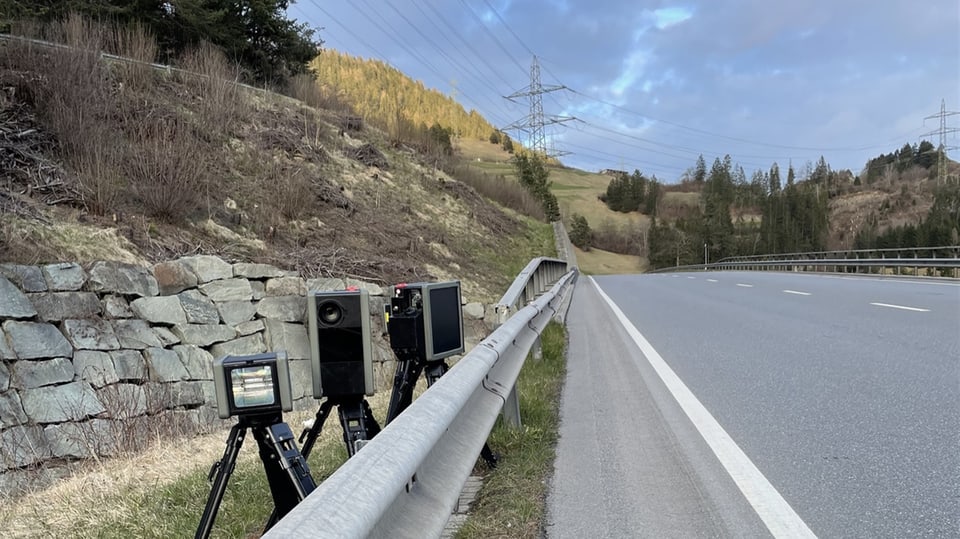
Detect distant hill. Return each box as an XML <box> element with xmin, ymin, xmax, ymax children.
<box><xmin>308</xmin><ymin>50</ymin><xmax>498</xmax><ymax>143</ymax></box>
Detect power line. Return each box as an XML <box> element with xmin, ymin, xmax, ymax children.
<box><xmin>564</xmin><ymin>87</ymin><xmax>924</xmax><ymax>153</ymax></box>
<box><xmin>455</xmin><ymin>0</ymin><xmax>528</xmax><ymax>76</ymax></box>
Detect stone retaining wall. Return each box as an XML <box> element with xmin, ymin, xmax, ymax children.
<box><xmin>0</xmin><ymin>256</ymin><xmax>492</xmax><ymax>493</ymax></box>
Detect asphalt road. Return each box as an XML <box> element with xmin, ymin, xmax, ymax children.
<box><xmin>546</xmin><ymin>272</ymin><xmax>959</xmax><ymax>538</ymax></box>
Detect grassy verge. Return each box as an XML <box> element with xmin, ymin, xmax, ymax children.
<box><xmin>5</xmin><ymin>320</ymin><xmax>565</xmax><ymax>538</ymax></box>
<box><xmin>456</xmin><ymin>321</ymin><xmax>567</xmax><ymax>539</ymax></box>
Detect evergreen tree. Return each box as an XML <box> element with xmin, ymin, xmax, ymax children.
<box><xmin>769</xmin><ymin>163</ymin><xmax>781</xmax><ymax>194</ymax></box>
<box><xmin>694</xmin><ymin>155</ymin><xmax>707</xmax><ymax>184</ymax></box>
<box><xmin>8</xmin><ymin>0</ymin><xmax>321</xmax><ymax>84</ymax></box>
<box><xmin>502</xmin><ymin>134</ymin><xmax>514</xmax><ymax>153</ymax></box>
<box><xmin>569</xmin><ymin>214</ymin><xmax>592</xmax><ymax>250</ymax></box>
<box><xmin>917</xmin><ymin>140</ymin><xmax>937</xmax><ymax>168</ymax></box>
<box><xmin>513</xmin><ymin>152</ymin><xmax>559</xmax><ymax>221</ymax></box>
<box><xmin>644</xmin><ymin>179</ymin><xmax>661</xmax><ymax>216</ymax></box>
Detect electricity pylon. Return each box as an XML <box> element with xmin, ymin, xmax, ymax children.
<box><xmin>921</xmin><ymin>99</ymin><xmax>960</xmax><ymax>184</ymax></box>
<box><xmin>504</xmin><ymin>56</ymin><xmax>572</xmax><ymax>157</ymax></box>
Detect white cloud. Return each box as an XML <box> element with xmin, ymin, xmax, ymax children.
<box><xmin>610</xmin><ymin>49</ymin><xmax>651</xmax><ymax>96</ymax></box>
<box><xmin>651</xmin><ymin>6</ymin><xmax>693</xmax><ymax>29</ymax></box>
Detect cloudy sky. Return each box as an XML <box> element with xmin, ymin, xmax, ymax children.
<box><xmin>290</xmin><ymin>0</ymin><xmax>960</xmax><ymax>182</ymax></box>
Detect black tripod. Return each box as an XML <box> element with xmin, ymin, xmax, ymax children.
<box><xmin>299</xmin><ymin>396</ymin><xmax>382</xmax><ymax>458</ymax></box>
<box><xmin>386</xmin><ymin>355</ymin><xmax>498</xmax><ymax>467</ymax></box>
<box><xmin>262</xmin><ymin>395</ymin><xmax>382</xmax><ymax>529</ymax></box>
<box><xmin>196</xmin><ymin>413</ymin><xmax>316</xmax><ymax>539</ymax></box>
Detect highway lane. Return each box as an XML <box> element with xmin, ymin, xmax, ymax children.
<box><xmin>547</xmin><ymin>272</ymin><xmax>958</xmax><ymax>538</ymax></box>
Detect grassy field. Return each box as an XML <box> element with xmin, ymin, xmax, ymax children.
<box><xmin>458</xmin><ymin>139</ymin><xmax>643</xmax><ymax>274</ymax></box>
<box><xmin>576</xmin><ymin>245</ymin><xmax>646</xmax><ymax>274</ymax></box>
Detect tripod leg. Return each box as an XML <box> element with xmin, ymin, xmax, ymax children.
<box><xmin>264</xmin><ymin>423</ymin><xmax>316</xmax><ymax>500</ymax></box>
<box><xmin>195</xmin><ymin>423</ymin><xmax>246</xmax><ymax>539</ymax></box>
<box><xmin>254</xmin><ymin>422</ymin><xmax>315</xmax><ymax>532</ymax></box>
<box><xmin>264</xmin><ymin>400</ymin><xmax>334</xmax><ymax>530</ymax></box>
<box><xmin>423</xmin><ymin>361</ymin><xmax>448</xmax><ymax>387</ymax></box>
<box><xmin>299</xmin><ymin>399</ymin><xmax>336</xmax><ymax>459</ymax></box>
<box><xmin>361</xmin><ymin>399</ymin><xmax>382</xmax><ymax>438</ymax></box>
<box><xmin>338</xmin><ymin>399</ymin><xmax>380</xmax><ymax>457</ymax></box>
<box><xmin>385</xmin><ymin>359</ymin><xmax>423</xmax><ymax>424</ymax></box>
<box><xmin>480</xmin><ymin>443</ymin><xmax>499</xmax><ymax>468</ymax></box>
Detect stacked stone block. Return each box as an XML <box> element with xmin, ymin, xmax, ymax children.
<box><xmin>0</xmin><ymin>256</ymin><xmax>491</xmax><ymax>489</ymax></box>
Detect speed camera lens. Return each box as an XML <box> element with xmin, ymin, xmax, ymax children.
<box><xmin>318</xmin><ymin>301</ymin><xmax>343</xmax><ymax>325</ymax></box>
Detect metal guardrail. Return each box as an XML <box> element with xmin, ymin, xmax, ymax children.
<box><xmin>0</xmin><ymin>33</ymin><xmax>272</xmax><ymax>94</ymax></box>
<box><xmin>553</xmin><ymin>221</ymin><xmax>579</xmax><ymax>270</ymax></box>
<box><xmin>493</xmin><ymin>257</ymin><xmax>573</xmax><ymax>426</ymax></box>
<box><xmin>496</xmin><ymin>257</ymin><xmax>570</xmax><ymax>313</ymax></box>
<box><xmin>650</xmin><ymin>246</ymin><xmax>960</xmax><ymax>277</ymax></box>
<box><xmin>263</xmin><ymin>268</ymin><xmax>576</xmax><ymax>539</ymax></box>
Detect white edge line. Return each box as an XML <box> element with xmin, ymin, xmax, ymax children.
<box><xmin>736</xmin><ymin>283</ymin><xmax>754</xmax><ymax>288</ymax></box>
<box><xmin>870</xmin><ymin>302</ymin><xmax>930</xmax><ymax>312</ymax></box>
<box><xmin>589</xmin><ymin>277</ymin><xmax>816</xmax><ymax>538</ymax></box>
<box><xmin>783</xmin><ymin>290</ymin><xmax>812</xmax><ymax>296</ymax></box>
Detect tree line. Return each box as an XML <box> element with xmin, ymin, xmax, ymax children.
<box><xmin>854</xmin><ymin>184</ymin><xmax>960</xmax><ymax>250</ymax></box>
<box><xmin>1</xmin><ymin>0</ymin><xmax>320</xmax><ymax>84</ymax></box>
<box><xmin>591</xmin><ymin>143</ymin><xmax>954</xmax><ymax>269</ymax></box>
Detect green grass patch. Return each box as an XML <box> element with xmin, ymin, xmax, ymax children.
<box><xmin>54</xmin><ymin>320</ymin><xmax>566</xmax><ymax>538</ymax></box>
<box><xmin>482</xmin><ymin>218</ymin><xmax>557</xmax><ymax>293</ymax></box>
<box><xmin>75</xmin><ymin>414</ymin><xmax>356</xmax><ymax>538</ymax></box>
<box><xmin>456</xmin><ymin>321</ymin><xmax>567</xmax><ymax>539</ymax></box>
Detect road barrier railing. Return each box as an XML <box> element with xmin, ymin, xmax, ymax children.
<box><xmin>263</xmin><ymin>263</ymin><xmax>577</xmax><ymax>538</ymax></box>
<box><xmin>651</xmin><ymin>246</ymin><xmax>960</xmax><ymax>277</ymax></box>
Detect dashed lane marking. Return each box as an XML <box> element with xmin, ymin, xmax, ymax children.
<box><xmin>870</xmin><ymin>302</ymin><xmax>930</xmax><ymax>312</ymax></box>
<box><xmin>783</xmin><ymin>290</ymin><xmax>811</xmax><ymax>296</ymax></box>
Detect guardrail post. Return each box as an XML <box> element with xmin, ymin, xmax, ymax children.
<box><xmin>494</xmin><ymin>303</ymin><xmax>523</xmax><ymax>427</ymax></box>
<box><xmin>503</xmin><ymin>385</ymin><xmax>522</xmax><ymax>427</ymax></box>
<box><xmin>531</xmin><ymin>335</ymin><xmax>543</xmax><ymax>361</ymax></box>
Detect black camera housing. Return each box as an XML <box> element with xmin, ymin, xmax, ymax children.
<box><xmin>307</xmin><ymin>289</ymin><xmax>374</xmax><ymax>398</ymax></box>
<box><xmin>388</xmin><ymin>281</ymin><xmax>464</xmax><ymax>362</ymax></box>
<box><xmin>213</xmin><ymin>352</ymin><xmax>293</xmax><ymax>419</ymax></box>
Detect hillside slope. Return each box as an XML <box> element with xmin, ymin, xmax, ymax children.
<box><xmin>0</xmin><ymin>34</ymin><xmax>554</xmax><ymax>302</ymax></box>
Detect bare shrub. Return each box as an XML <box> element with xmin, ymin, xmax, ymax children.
<box><xmin>73</xmin><ymin>136</ymin><xmax>126</xmax><ymax>216</ymax></box>
<box><xmin>108</xmin><ymin>23</ymin><xmax>158</xmax><ymax>90</ymax></box>
<box><xmin>447</xmin><ymin>164</ymin><xmax>545</xmax><ymax>221</ymax></box>
<box><xmin>3</xmin><ymin>16</ymin><xmax>129</xmax><ymax>216</ymax></box>
<box><xmin>253</xmin><ymin>160</ymin><xmax>317</xmax><ymax>226</ymax></box>
<box><xmin>177</xmin><ymin>41</ymin><xmax>243</xmax><ymax>132</ymax></box>
<box><xmin>592</xmin><ymin>221</ymin><xmax>646</xmax><ymax>256</ymax></box>
<box><xmin>124</xmin><ymin>116</ymin><xmax>207</xmax><ymax>221</ymax></box>
<box><xmin>286</xmin><ymin>73</ymin><xmax>331</xmax><ymax>109</ymax></box>
<box><xmin>900</xmin><ymin>165</ymin><xmax>929</xmax><ymax>185</ymax></box>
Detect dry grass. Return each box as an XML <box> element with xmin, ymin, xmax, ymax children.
<box><xmin>0</xmin><ymin>387</ymin><xmax>408</xmax><ymax>538</ymax></box>
<box><xmin>457</xmin><ymin>138</ymin><xmax>513</xmax><ymax>163</ymax></box>
<box><xmin>0</xmin><ymin>215</ymin><xmax>145</xmax><ymax>265</ymax></box>
<box><xmin>446</xmin><ymin>163</ymin><xmax>545</xmax><ymax>221</ymax></box>
<box><xmin>177</xmin><ymin>41</ymin><xmax>244</xmax><ymax>133</ymax></box>
<box><xmin>575</xmin><ymin>245</ymin><xmax>645</xmax><ymax>275</ymax></box>
<box><xmin>285</xmin><ymin>73</ymin><xmax>352</xmax><ymax>115</ymax></box>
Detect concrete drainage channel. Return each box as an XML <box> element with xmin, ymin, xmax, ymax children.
<box><xmin>442</xmin><ymin>475</ymin><xmax>484</xmax><ymax>538</ymax></box>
